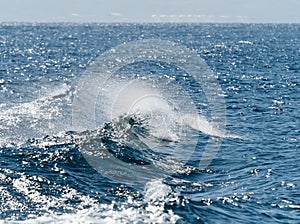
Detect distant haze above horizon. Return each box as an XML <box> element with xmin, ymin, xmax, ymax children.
<box><xmin>0</xmin><ymin>0</ymin><xmax>299</xmax><ymax>23</ymax></box>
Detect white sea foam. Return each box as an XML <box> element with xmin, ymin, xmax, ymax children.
<box><xmin>238</xmin><ymin>40</ymin><xmax>253</xmax><ymax>45</ymax></box>
<box><xmin>182</xmin><ymin>113</ymin><xmax>242</xmax><ymax>139</ymax></box>
<box><xmin>4</xmin><ymin>179</ymin><xmax>180</xmax><ymax>224</ymax></box>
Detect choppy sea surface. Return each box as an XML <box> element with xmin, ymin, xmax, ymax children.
<box><xmin>0</xmin><ymin>23</ymin><xmax>299</xmax><ymax>223</ymax></box>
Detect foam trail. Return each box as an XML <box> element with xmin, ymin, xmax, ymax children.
<box><xmin>10</xmin><ymin>179</ymin><xmax>180</xmax><ymax>224</ymax></box>
<box><xmin>182</xmin><ymin>114</ymin><xmax>242</xmax><ymax>139</ymax></box>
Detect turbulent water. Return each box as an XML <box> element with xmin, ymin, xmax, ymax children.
<box><xmin>0</xmin><ymin>23</ymin><xmax>299</xmax><ymax>223</ymax></box>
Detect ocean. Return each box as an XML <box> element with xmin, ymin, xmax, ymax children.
<box><xmin>0</xmin><ymin>23</ymin><xmax>299</xmax><ymax>223</ymax></box>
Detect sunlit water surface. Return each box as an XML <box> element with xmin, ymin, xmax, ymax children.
<box><xmin>0</xmin><ymin>23</ymin><xmax>299</xmax><ymax>223</ymax></box>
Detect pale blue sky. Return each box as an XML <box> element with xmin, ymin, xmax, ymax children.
<box><xmin>0</xmin><ymin>0</ymin><xmax>299</xmax><ymax>23</ymax></box>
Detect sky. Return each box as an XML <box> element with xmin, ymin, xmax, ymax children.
<box><xmin>0</xmin><ymin>0</ymin><xmax>299</xmax><ymax>23</ymax></box>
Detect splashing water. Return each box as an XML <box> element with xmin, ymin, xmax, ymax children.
<box><xmin>1</xmin><ymin>23</ymin><xmax>299</xmax><ymax>224</ymax></box>
<box><xmin>0</xmin><ymin>83</ymin><xmax>73</xmax><ymax>144</ymax></box>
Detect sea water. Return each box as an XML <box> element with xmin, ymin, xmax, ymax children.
<box><xmin>0</xmin><ymin>23</ymin><xmax>299</xmax><ymax>223</ymax></box>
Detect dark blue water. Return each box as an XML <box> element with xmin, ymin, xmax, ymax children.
<box><xmin>0</xmin><ymin>23</ymin><xmax>299</xmax><ymax>223</ymax></box>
